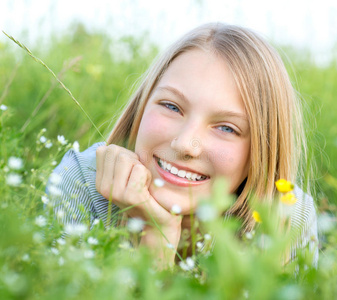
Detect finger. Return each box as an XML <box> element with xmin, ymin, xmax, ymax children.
<box><xmin>112</xmin><ymin>152</ymin><xmax>140</xmax><ymax>200</ymax></box>
<box><xmin>100</xmin><ymin>145</ymin><xmax>120</xmax><ymax>199</ymax></box>
<box><xmin>124</xmin><ymin>164</ymin><xmax>154</xmax><ymax>216</ymax></box>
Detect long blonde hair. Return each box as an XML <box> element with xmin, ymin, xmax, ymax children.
<box><xmin>107</xmin><ymin>23</ymin><xmax>308</xmax><ymax>232</ymax></box>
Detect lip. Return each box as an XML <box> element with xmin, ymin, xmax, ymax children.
<box><xmin>154</xmin><ymin>156</ymin><xmax>210</xmax><ymax>187</ymax></box>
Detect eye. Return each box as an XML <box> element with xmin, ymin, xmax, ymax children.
<box><xmin>216</xmin><ymin>125</ymin><xmax>236</xmax><ymax>134</ymax></box>
<box><xmin>162</xmin><ymin>102</ymin><xmax>180</xmax><ymax>113</ymax></box>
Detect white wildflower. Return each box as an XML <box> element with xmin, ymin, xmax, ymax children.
<box><xmin>84</xmin><ymin>250</ymin><xmax>95</xmax><ymax>259</ymax></box>
<box><xmin>8</xmin><ymin>157</ymin><xmax>23</xmax><ymax>170</ymax></box>
<box><xmin>50</xmin><ymin>173</ymin><xmax>62</xmax><ymax>185</ymax></box>
<box><xmin>127</xmin><ymin>217</ymin><xmax>145</xmax><ymax>233</ymax></box>
<box><xmin>245</xmin><ymin>232</ymin><xmax>253</xmax><ymax>240</ymax></box>
<box><xmin>40</xmin><ymin>136</ymin><xmax>47</xmax><ymax>143</ymax></box>
<box><xmin>33</xmin><ymin>232</ymin><xmax>43</xmax><ymax>243</ymax></box>
<box><xmin>72</xmin><ymin>141</ymin><xmax>80</xmax><ymax>152</ymax></box>
<box><xmin>51</xmin><ymin>160</ymin><xmax>57</xmax><ymax>166</ymax></box>
<box><xmin>87</xmin><ymin>237</ymin><xmax>98</xmax><ymax>245</ymax></box>
<box><xmin>186</xmin><ymin>257</ymin><xmax>195</xmax><ymax>268</ymax></box>
<box><xmin>41</xmin><ymin>195</ymin><xmax>49</xmax><ymax>205</ymax></box>
<box><xmin>41</xmin><ymin>128</ymin><xmax>47</xmax><ymax>133</ymax></box>
<box><xmin>196</xmin><ymin>241</ymin><xmax>204</xmax><ymax>250</ymax></box>
<box><xmin>0</xmin><ymin>104</ymin><xmax>8</xmax><ymax>111</ymax></box>
<box><xmin>45</xmin><ymin>142</ymin><xmax>53</xmax><ymax>149</ymax></box>
<box><xmin>57</xmin><ymin>238</ymin><xmax>66</xmax><ymax>245</ymax></box>
<box><xmin>171</xmin><ymin>204</ymin><xmax>182</xmax><ymax>214</ymax></box>
<box><xmin>93</xmin><ymin>218</ymin><xmax>100</xmax><ymax>225</ymax></box>
<box><xmin>58</xmin><ymin>257</ymin><xmax>65</xmax><ymax>266</ymax></box>
<box><xmin>196</xmin><ymin>203</ymin><xmax>217</xmax><ymax>222</ymax></box>
<box><xmin>154</xmin><ymin>178</ymin><xmax>165</xmax><ymax>187</ymax></box>
<box><xmin>6</xmin><ymin>173</ymin><xmax>22</xmax><ymax>187</ymax></box>
<box><xmin>179</xmin><ymin>257</ymin><xmax>195</xmax><ymax>271</ymax></box>
<box><xmin>35</xmin><ymin>215</ymin><xmax>47</xmax><ymax>227</ymax></box>
<box><xmin>204</xmin><ymin>233</ymin><xmax>212</xmax><ymax>241</ymax></box>
<box><xmin>119</xmin><ymin>240</ymin><xmax>132</xmax><ymax>249</ymax></box>
<box><xmin>57</xmin><ymin>135</ymin><xmax>67</xmax><ymax>145</ymax></box>
<box><xmin>65</xmin><ymin>223</ymin><xmax>87</xmax><ymax>236</ymax></box>
<box><xmin>56</xmin><ymin>210</ymin><xmax>65</xmax><ymax>219</ymax></box>
<box><xmin>48</xmin><ymin>185</ymin><xmax>62</xmax><ymax>196</ymax></box>
<box><xmin>21</xmin><ymin>254</ymin><xmax>30</xmax><ymax>262</ymax></box>
<box><xmin>50</xmin><ymin>247</ymin><xmax>59</xmax><ymax>255</ymax></box>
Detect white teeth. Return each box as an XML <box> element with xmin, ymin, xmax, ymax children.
<box><xmin>177</xmin><ymin>170</ymin><xmax>186</xmax><ymax>178</ymax></box>
<box><xmin>171</xmin><ymin>166</ymin><xmax>178</xmax><ymax>175</ymax></box>
<box><xmin>158</xmin><ymin>158</ymin><xmax>207</xmax><ymax>181</ymax></box>
<box><xmin>191</xmin><ymin>174</ymin><xmax>198</xmax><ymax>180</ymax></box>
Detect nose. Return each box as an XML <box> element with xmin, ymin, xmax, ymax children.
<box><xmin>170</xmin><ymin>123</ymin><xmax>203</xmax><ymax>159</ymax></box>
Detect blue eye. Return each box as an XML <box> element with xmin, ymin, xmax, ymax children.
<box><xmin>218</xmin><ymin>125</ymin><xmax>234</xmax><ymax>134</ymax></box>
<box><xmin>164</xmin><ymin>103</ymin><xmax>180</xmax><ymax>113</ymax></box>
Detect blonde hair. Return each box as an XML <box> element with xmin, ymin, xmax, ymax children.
<box><xmin>107</xmin><ymin>23</ymin><xmax>308</xmax><ymax>232</ymax></box>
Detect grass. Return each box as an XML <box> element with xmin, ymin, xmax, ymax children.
<box><xmin>1</xmin><ymin>24</ymin><xmax>337</xmax><ymax>299</ymax></box>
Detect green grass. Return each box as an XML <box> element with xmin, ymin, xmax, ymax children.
<box><xmin>1</xmin><ymin>24</ymin><xmax>337</xmax><ymax>299</ymax></box>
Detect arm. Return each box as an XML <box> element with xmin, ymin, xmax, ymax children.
<box><xmin>46</xmin><ymin>148</ymin><xmax>94</xmax><ymax>226</ymax></box>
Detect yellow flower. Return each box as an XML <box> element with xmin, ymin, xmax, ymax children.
<box><xmin>275</xmin><ymin>179</ymin><xmax>294</xmax><ymax>193</ymax></box>
<box><xmin>280</xmin><ymin>192</ymin><xmax>297</xmax><ymax>206</ymax></box>
<box><xmin>252</xmin><ymin>210</ymin><xmax>262</xmax><ymax>223</ymax></box>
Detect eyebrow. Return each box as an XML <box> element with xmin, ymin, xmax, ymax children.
<box><xmin>155</xmin><ymin>85</ymin><xmax>249</xmax><ymax>122</ymax></box>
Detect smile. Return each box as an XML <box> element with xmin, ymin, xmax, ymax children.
<box><xmin>157</xmin><ymin>158</ymin><xmax>207</xmax><ymax>181</ymax></box>
<box><xmin>155</xmin><ymin>157</ymin><xmax>209</xmax><ymax>187</ymax></box>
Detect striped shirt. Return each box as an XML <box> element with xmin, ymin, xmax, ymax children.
<box><xmin>46</xmin><ymin>142</ymin><xmax>319</xmax><ymax>265</ymax></box>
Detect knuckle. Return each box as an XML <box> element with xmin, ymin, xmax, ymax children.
<box><xmin>96</xmin><ymin>145</ymin><xmax>106</xmax><ymax>156</ymax></box>
<box><xmin>133</xmin><ymin>163</ymin><xmax>145</xmax><ymax>172</ymax></box>
<box><xmin>117</xmin><ymin>152</ymin><xmax>131</xmax><ymax>163</ymax></box>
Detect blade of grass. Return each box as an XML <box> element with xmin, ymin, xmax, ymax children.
<box><xmin>20</xmin><ymin>56</ymin><xmax>83</xmax><ymax>133</ymax></box>
<box><xmin>3</xmin><ymin>31</ymin><xmax>106</xmax><ymax>143</ymax></box>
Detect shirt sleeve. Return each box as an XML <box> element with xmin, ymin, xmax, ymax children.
<box><xmin>290</xmin><ymin>186</ymin><xmax>319</xmax><ymax>267</ymax></box>
<box><xmin>46</xmin><ymin>142</ymin><xmax>119</xmax><ymax>228</ymax></box>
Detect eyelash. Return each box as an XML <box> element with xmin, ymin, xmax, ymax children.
<box><xmin>160</xmin><ymin>101</ymin><xmax>239</xmax><ymax>136</ymax></box>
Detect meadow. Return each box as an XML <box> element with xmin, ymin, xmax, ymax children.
<box><xmin>1</xmin><ymin>24</ymin><xmax>337</xmax><ymax>299</ymax></box>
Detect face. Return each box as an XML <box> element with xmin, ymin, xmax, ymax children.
<box><xmin>135</xmin><ymin>49</ymin><xmax>251</xmax><ymax>215</ymax></box>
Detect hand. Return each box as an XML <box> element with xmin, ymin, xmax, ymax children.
<box><xmin>95</xmin><ymin>144</ymin><xmax>181</xmax><ymax>228</ymax></box>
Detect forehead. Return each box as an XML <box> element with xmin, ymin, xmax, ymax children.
<box><xmin>155</xmin><ymin>49</ymin><xmax>246</xmax><ymax>115</ymax></box>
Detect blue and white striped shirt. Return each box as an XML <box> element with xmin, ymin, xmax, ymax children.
<box><xmin>46</xmin><ymin>142</ymin><xmax>319</xmax><ymax>265</ymax></box>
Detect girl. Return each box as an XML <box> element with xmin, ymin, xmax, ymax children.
<box><xmin>47</xmin><ymin>23</ymin><xmax>318</xmax><ymax>266</ymax></box>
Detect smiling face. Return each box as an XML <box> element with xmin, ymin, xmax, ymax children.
<box><xmin>134</xmin><ymin>49</ymin><xmax>251</xmax><ymax>215</ymax></box>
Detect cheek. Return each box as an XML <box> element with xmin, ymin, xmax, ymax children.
<box><xmin>137</xmin><ymin>110</ymin><xmax>172</xmax><ymax>142</ymax></box>
<box><xmin>209</xmin><ymin>141</ymin><xmax>250</xmax><ymax>185</ymax></box>
<box><xmin>135</xmin><ymin>110</ymin><xmax>175</xmax><ymax>161</ymax></box>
